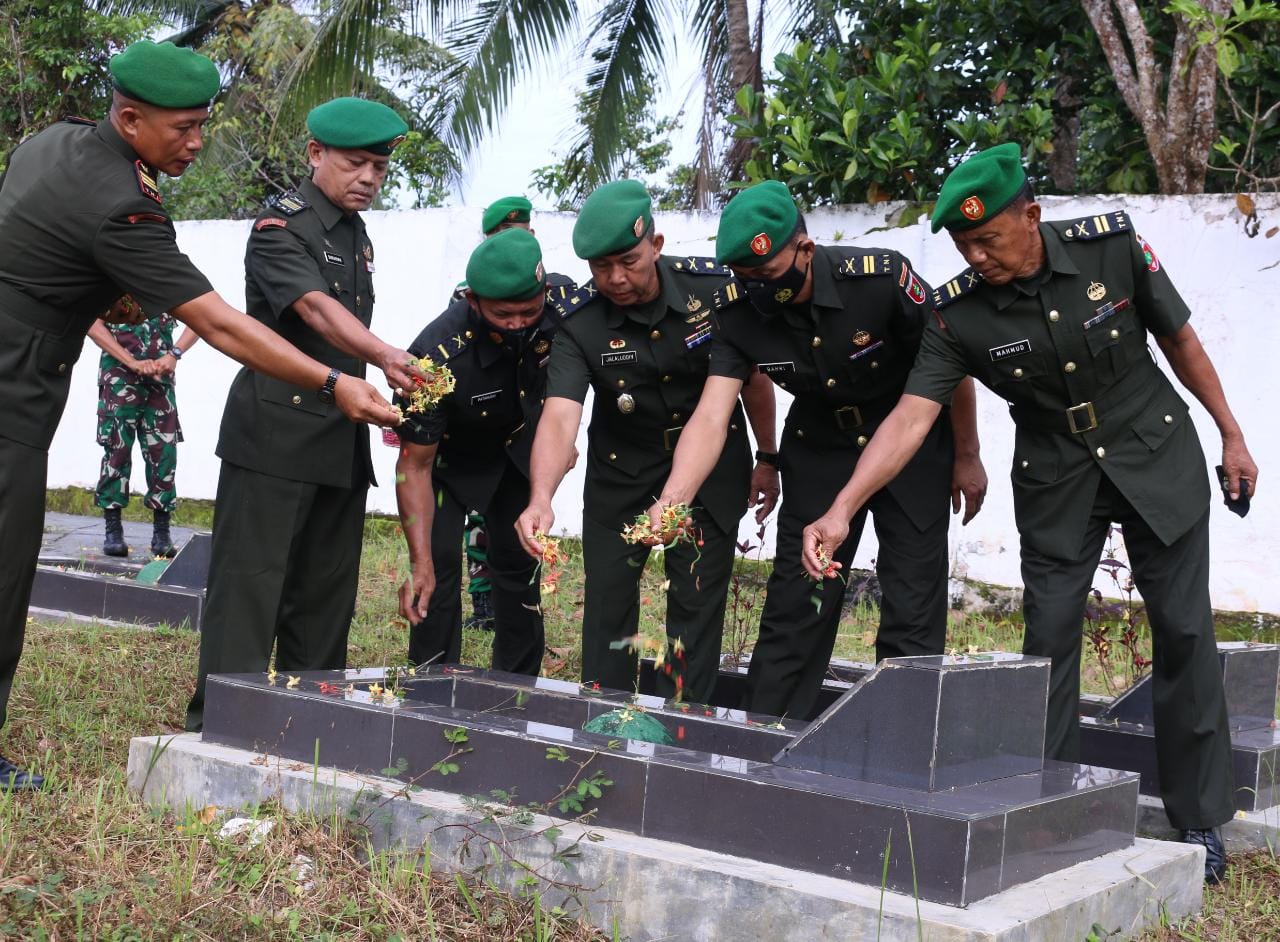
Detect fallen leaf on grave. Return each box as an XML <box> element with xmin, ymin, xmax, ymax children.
<box><xmin>1267</xmin><ymin>227</ymin><xmax>1278</xmax><ymax>239</ymax></box>
<box><xmin>198</xmin><ymin>805</ymin><xmax>219</xmax><ymax>825</ymax></box>
<box><xmin>251</xmin><ymin>754</ymin><xmax>269</xmax><ymax>766</ymax></box>
<box><xmin>1237</xmin><ymin>193</ymin><xmax>1256</xmax><ymax>217</ymax></box>
<box><xmin>286</xmin><ymin>676</ymin><xmax>301</xmax><ymax>689</ymax></box>
<box><xmin>287</xmin><ymin>763</ymin><xmax>306</xmax><ymax>772</ymax></box>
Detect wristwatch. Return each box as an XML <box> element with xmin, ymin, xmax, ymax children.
<box><xmin>317</xmin><ymin>367</ymin><xmax>341</xmax><ymax>404</ymax></box>
<box><xmin>755</xmin><ymin>450</ymin><xmax>779</xmax><ymax>467</ymax></box>
<box><xmin>170</xmin><ymin>345</ymin><xmax>183</xmax><ymax>360</ymax></box>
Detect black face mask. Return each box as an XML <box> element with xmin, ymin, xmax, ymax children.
<box><xmin>472</xmin><ymin>304</ymin><xmax>542</xmax><ymax>350</ymax></box>
<box><xmin>744</xmin><ymin>245</ymin><xmax>809</xmax><ymax>316</ymax></box>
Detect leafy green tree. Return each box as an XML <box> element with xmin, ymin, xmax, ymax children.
<box><xmin>0</xmin><ymin>1</ymin><xmax>153</xmax><ymax>168</ymax></box>
<box><xmin>531</xmin><ymin>73</ymin><xmax>694</xmax><ymax>210</ymax></box>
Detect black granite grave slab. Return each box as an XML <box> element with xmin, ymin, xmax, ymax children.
<box><xmin>158</xmin><ymin>532</ymin><xmax>213</xmax><ymax>589</ymax></box>
<box><xmin>30</xmin><ymin>565</ymin><xmax>203</xmax><ymax>628</ymax></box>
<box><xmin>201</xmin><ymin>665</ymin><xmax>1139</xmax><ymax>907</ymax></box>
<box><xmin>775</xmin><ymin>654</ymin><xmax>1048</xmax><ymax>790</ymax></box>
<box><xmin>1080</xmin><ymin>642</ymin><xmax>1280</xmax><ymax>813</ymax></box>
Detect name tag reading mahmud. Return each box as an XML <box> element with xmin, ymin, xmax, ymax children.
<box><xmin>601</xmin><ymin>350</ymin><xmax>638</xmax><ymax>366</ymax></box>
<box><xmin>988</xmin><ymin>338</ymin><xmax>1032</xmax><ymax>362</ymax></box>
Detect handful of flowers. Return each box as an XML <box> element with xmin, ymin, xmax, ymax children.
<box><xmin>813</xmin><ymin>540</ymin><xmax>839</xmax><ymax>579</ymax></box>
<box><xmin>533</xmin><ymin>531</ymin><xmax>567</xmax><ymax>594</ymax></box>
<box><xmin>396</xmin><ymin>355</ymin><xmax>456</xmax><ymax>418</ymax></box>
<box><xmin>621</xmin><ymin>502</ymin><xmax>698</xmax><ymax>546</ymax></box>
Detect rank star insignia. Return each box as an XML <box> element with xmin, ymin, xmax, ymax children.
<box><xmin>1086</xmin><ymin>281</ymin><xmax>1107</xmax><ymax>301</ymax></box>
<box><xmin>750</xmin><ymin>232</ymin><xmax>772</xmax><ymax>256</ymax></box>
<box><xmin>609</xmin><ymin>338</ymin><xmax>626</xmax><ymax>350</ymax></box>
<box><xmin>774</xmin><ymin>287</ymin><xmax>794</xmax><ymax>304</ymax></box>
<box><xmin>961</xmin><ymin>195</ymin><xmax>985</xmax><ymax>221</ymax></box>
<box><xmin>852</xmin><ymin>330</ymin><xmax>871</xmax><ymax>347</ymax></box>
<box><xmin>686</xmin><ymin>295</ymin><xmax>703</xmax><ymax>314</ymax></box>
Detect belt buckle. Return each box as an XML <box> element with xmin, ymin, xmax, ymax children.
<box><xmin>834</xmin><ymin>405</ymin><xmax>863</xmax><ymax>431</ymax></box>
<box><xmin>663</xmin><ymin>425</ymin><xmax>684</xmax><ymax>451</ymax></box>
<box><xmin>1066</xmin><ymin>401</ymin><xmax>1097</xmax><ymax>434</ymax></box>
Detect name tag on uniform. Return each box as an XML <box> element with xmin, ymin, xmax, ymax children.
<box><xmin>470</xmin><ymin>389</ymin><xmax>502</xmax><ymax>405</ymax></box>
<box><xmin>1083</xmin><ymin>297</ymin><xmax>1130</xmax><ymax>329</ymax></box>
<box><xmin>849</xmin><ymin>339</ymin><xmax>885</xmax><ymax>361</ymax></box>
<box><xmin>324</xmin><ymin>251</ymin><xmax>345</xmax><ymax>266</ymax></box>
<box><xmin>758</xmin><ymin>361</ymin><xmax>795</xmax><ymax>375</ymax></box>
<box><xmin>601</xmin><ymin>350</ymin><xmax>638</xmax><ymax>366</ymax></box>
<box><xmin>989</xmin><ymin>338</ymin><xmax>1032</xmax><ymax>362</ymax></box>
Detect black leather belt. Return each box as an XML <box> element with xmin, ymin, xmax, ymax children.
<box><xmin>1008</xmin><ymin>363</ymin><xmax>1152</xmax><ymax>435</ymax></box>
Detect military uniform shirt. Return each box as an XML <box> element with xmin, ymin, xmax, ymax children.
<box><xmin>0</xmin><ymin>119</ymin><xmax>211</xmax><ymax>449</ymax></box>
<box><xmin>396</xmin><ymin>277</ymin><xmax>570</xmax><ymax>510</ymax></box>
<box><xmin>905</xmin><ymin>214</ymin><xmax>1207</xmax><ymax>558</ymax></box>
<box><xmin>546</xmin><ymin>255</ymin><xmax>750</xmax><ymax>532</ymax></box>
<box><xmin>216</xmin><ymin>177</ymin><xmax>375</xmax><ymax>489</ymax></box>
<box><xmin>709</xmin><ymin>244</ymin><xmax>949</xmax><ymax>527</ymax></box>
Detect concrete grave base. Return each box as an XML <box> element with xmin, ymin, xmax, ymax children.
<box><xmin>1138</xmin><ymin>793</ymin><xmax>1280</xmax><ymax>854</ymax></box>
<box><xmin>128</xmin><ymin>734</ymin><xmax>1204</xmax><ymax>942</ymax></box>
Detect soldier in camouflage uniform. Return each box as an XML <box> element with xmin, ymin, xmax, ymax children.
<box><xmin>87</xmin><ymin>307</ymin><xmax>199</xmax><ymax>557</ymax></box>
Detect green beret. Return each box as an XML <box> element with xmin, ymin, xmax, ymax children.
<box><xmin>466</xmin><ymin>228</ymin><xmax>546</xmax><ymax>300</ymax></box>
<box><xmin>572</xmin><ymin>179</ymin><xmax>653</xmax><ymax>259</ymax></box>
<box><xmin>715</xmin><ymin>180</ymin><xmax>799</xmax><ymax>265</ymax></box>
<box><xmin>482</xmin><ymin>196</ymin><xmax>532</xmax><ymax>234</ymax></box>
<box><xmin>306</xmin><ymin>97</ymin><xmax>408</xmax><ymax>156</ymax></box>
<box><xmin>931</xmin><ymin>142</ymin><xmax>1027</xmax><ymax>233</ymax></box>
<box><xmin>109</xmin><ymin>41</ymin><xmax>220</xmax><ymax>109</ymax></box>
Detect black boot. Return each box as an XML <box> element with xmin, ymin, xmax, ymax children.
<box><xmin>103</xmin><ymin>508</ymin><xmax>128</xmax><ymax>557</ymax></box>
<box><xmin>151</xmin><ymin>510</ymin><xmax>176</xmax><ymax>558</ymax></box>
<box><xmin>465</xmin><ymin>591</ymin><xmax>495</xmax><ymax>631</ymax></box>
<box><xmin>1182</xmin><ymin>827</ymin><xmax>1228</xmax><ymax>885</ymax></box>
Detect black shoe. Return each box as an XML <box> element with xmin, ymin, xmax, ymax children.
<box><xmin>0</xmin><ymin>757</ymin><xmax>44</xmax><ymax>793</ymax></box>
<box><xmin>103</xmin><ymin>508</ymin><xmax>128</xmax><ymax>557</ymax></box>
<box><xmin>1181</xmin><ymin>827</ymin><xmax>1227</xmax><ymax>884</ymax></box>
<box><xmin>151</xmin><ymin>510</ymin><xmax>176</xmax><ymax>558</ymax></box>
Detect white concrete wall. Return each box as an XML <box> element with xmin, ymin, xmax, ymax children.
<box><xmin>46</xmin><ymin>195</ymin><xmax>1280</xmax><ymax>614</ymax></box>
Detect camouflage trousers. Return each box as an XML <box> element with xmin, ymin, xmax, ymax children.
<box><xmin>95</xmin><ymin>382</ymin><xmax>183</xmax><ymax>513</ymax></box>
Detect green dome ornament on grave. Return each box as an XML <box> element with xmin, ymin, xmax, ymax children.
<box><xmin>582</xmin><ymin>706</ymin><xmax>674</xmax><ymax>745</ymax></box>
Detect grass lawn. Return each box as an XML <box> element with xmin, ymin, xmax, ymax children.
<box><xmin>0</xmin><ymin>489</ymin><xmax>1274</xmax><ymax>939</ymax></box>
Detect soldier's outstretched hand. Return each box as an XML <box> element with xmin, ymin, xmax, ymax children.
<box><xmin>802</xmin><ymin>513</ymin><xmax>849</xmax><ymax>580</ymax></box>
<box><xmin>333</xmin><ymin>373</ymin><xmax>401</xmax><ymax>426</ymax></box>
<box><xmin>399</xmin><ymin>559</ymin><xmax>435</xmax><ymax>623</ymax></box>
<box><xmin>516</xmin><ymin>501</ymin><xmax>555</xmax><ymax>558</ymax></box>
<box><xmin>380</xmin><ymin>347</ymin><xmax>428</xmax><ymax>394</ymax></box>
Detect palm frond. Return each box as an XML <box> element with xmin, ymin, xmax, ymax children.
<box><xmin>566</xmin><ymin>0</ymin><xmax>671</xmax><ymax>189</ymax></box>
<box><xmin>87</xmin><ymin>0</ymin><xmax>221</xmax><ymax>28</ymax></box>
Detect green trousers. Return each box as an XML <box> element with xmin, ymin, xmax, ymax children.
<box><xmin>580</xmin><ymin>506</ymin><xmax>735</xmax><ymax>703</ymax></box>
<box><xmin>185</xmin><ymin>462</ymin><xmax>367</xmax><ymax>731</ymax></box>
<box><xmin>1022</xmin><ymin>475</ymin><xmax>1234</xmax><ymax>830</ymax></box>
<box><xmin>746</xmin><ymin>487</ymin><xmax>950</xmax><ymax>721</ymax></box>
<box><xmin>0</xmin><ymin>436</ymin><xmax>46</xmax><ymax>732</ymax></box>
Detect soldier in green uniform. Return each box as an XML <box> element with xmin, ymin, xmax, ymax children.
<box><xmin>516</xmin><ymin>180</ymin><xmax>779</xmax><ymax>703</ymax></box>
<box><xmin>450</xmin><ymin>196</ymin><xmax>536</xmax><ymax>627</ymax></box>
<box><xmin>184</xmin><ymin>97</ymin><xmax>422</xmax><ymax>732</ymax></box>
<box><xmin>397</xmin><ymin>229</ymin><xmax>570</xmax><ymax>673</ymax></box>
<box><xmin>0</xmin><ymin>41</ymin><xmax>398</xmax><ymax>790</ymax></box>
<box><xmin>87</xmin><ymin>309</ymin><xmax>200</xmax><ymax>557</ymax></box>
<box><xmin>649</xmin><ymin>181</ymin><xmax>987</xmax><ymax>720</ymax></box>
<box><xmin>801</xmin><ymin>143</ymin><xmax>1258</xmax><ymax>882</ymax></box>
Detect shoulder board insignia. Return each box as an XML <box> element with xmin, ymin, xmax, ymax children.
<box><xmin>932</xmin><ymin>268</ymin><xmax>984</xmax><ymax>310</ymax></box>
<box><xmin>1054</xmin><ymin>211</ymin><xmax>1131</xmax><ymax>242</ymax></box>
<box><xmin>254</xmin><ymin>217</ymin><xmax>287</xmax><ymax>232</ymax></box>
<box><xmin>543</xmin><ymin>279</ymin><xmax>577</xmax><ymax>317</ymax></box>
<box><xmin>671</xmin><ymin>256</ymin><xmax>732</xmax><ymax>277</ymax></box>
<box><xmin>425</xmin><ymin>323</ymin><xmax>474</xmax><ymax>364</ymax></box>
<box><xmin>63</xmin><ymin>115</ymin><xmax>97</xmax><ymax>127</ymax></box>
<box><xmin>833</xmin><ymin>252</ymin><xmax>894</xmax><ymax>279</ymax></box>
<box><xmin>134</xmin><ymin>160</ymin><xmax>161</xmax><ymax>204</ymax></box>
<box><xmin>712</xmin><ymin>276</ymin><xmax>743</xmax><ymax>310</ymax></box>
<box><xmin>552</xmin><ymin>280</ymin><xmax>600</xmax><ymax>320</ymax></box>
<box><xmin>270</xmin><ymin>190</ymin><xmax>310</xmax><ymax>216</ymax></box>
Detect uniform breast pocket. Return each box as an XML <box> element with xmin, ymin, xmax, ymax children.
<box><xmin>1083</xmin><ymin>299</ymin><xmax>1138</xmax><ymax>384</ymax></box>
<box><xmin>988</xmin><ymin>354</ymin><xmax>1053</xmax><ymax>408</ymax></box>
<box><xmin>843</xmin><ymin>338</ymin><xmax>888</xmax><ymax>383</ymax></box>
